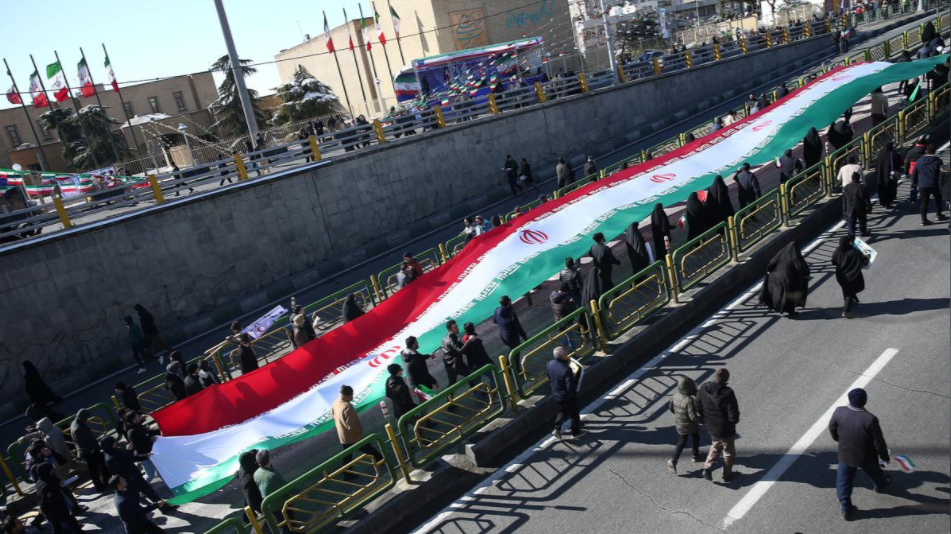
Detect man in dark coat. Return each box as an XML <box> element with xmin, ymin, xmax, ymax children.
<box><xmin>695</xmin><ymin>368</ymin><xmax>740</xmax><ymax>483</ymax></box>
<box><xmin>164</xmin><ymin>362</ymin><xmax>188</xmax><ymax>401</ymax></box>
<box><xmin>440</xmin><ymin>320</ymin><xmax>470</xmax><ymax>385</ymax></box>
<box><xmin>588</xmin><ymin>232</ymin><xmax>621</xmax><ymax>291</ymax></box>
<box><xmin>134</xmin><ymin>304</ymin><xmax>171</xmax><ymax>356</ymax></box>
<box><xmin>733</xmin><ymin>163</ymin><xmax>761</xmax><ymax>209</ymax></box>
<box><xmin>236</xmin><ymin>450</ymin><xmax>263</xmax><ymax>521</ymax></box>
<box><xmin>124</xmin><ymin>412</ymin><xmax>158</xmax><ymax>483</ymax></box>
<box><xmin>34</xmin><ymin>463</ymin><xmax>83</xmax><ymax>534</ymax></box>
<box><xmin>70</xmin><ymin>408</ymin><xmax>110</xmax><ymax>491</ymax></box>
<box><xmin>904</xmin><ymin>136</ymin><xmax>929</xmax><ymax>204</ymax></box>
<box><xmin>493</xmin><ymin>296</ymin><xmax>528</xmax><ymax>356</ymax></box>
<box><xmin>401</xmin><ymin>336</ymin><xmax>438</xmax><ymax>399</ymax></box>
<box><xmin>503</xmin><ymin>155</ymin><xmax>519</xmax><ymax>196</ymax></box>
<box><xmin>843</xmin><ymin>172</ymin><xmax>872</xmax><ymax>240</ymax></box>
<box><xmin>583</xmin><ymin>156</ymin><xmax>597</xmax><ymax>178</ymax></box>
<box><xmin>911</xmin><ymin>144</ymin><xmax>948</xmax><ymax>225</ymax></box>
<box><xmin>183</xmin><ymin>363</ymin><xmax>204</xmax><ymax>397</ymax></box>
<box><xmin>555</xmin><ymin>157</ymin><xmax>571</xmax><ymax>189</ymax></box>
<box><xmin>101</xmin><ymin>436</ymin><xmax>172</xmax><ymax>512</ymax></box>
<box><xmin>114</xmin><ymin>382</ymin><xmax>142</xmax><ymax>413</ymax></box>
<box><xmin>547</xmin><ymin>347</ymin><xmax>584</xmax><ymax>440</ymax></box>
<box><xmin>760</xmin><ymin>242</ymin><xmax>810</xmax><ymax>317</ymax></box>
<box><xmin>111</xmin><ymin>475</ymin><xmax>166</xmax><ymax>534</ymax></box>
<box><xmin>832</xmin><ymin>236</ymin><xmax>868</xmax><ymax>318</ymax></box>
<box><xmin>385</xmin><ymin>364</ymin><xmax>416</xmax><ymax>419</ymax></box>
<box><xmin>776</xmin><ymin>149</ymin><xmax>804</xmax><ymax>183</ymax></box>
<box><xmin>828</xmin><ymin>388</ymin><xmax>890</xmax><ymax>521</ymax></box>
<box><xmin>559</xmin><ymin>258</ymin><xmax>584</xmax><ymax>307</ymax></box>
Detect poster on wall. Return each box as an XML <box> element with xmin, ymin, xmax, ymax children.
<box><xmin>450</xmin><ymin>8</ymin><xmax>489</xmax><ymax>50</ymax></box>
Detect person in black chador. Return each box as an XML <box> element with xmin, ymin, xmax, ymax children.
<box><xmin>760</xmin><ymin>242</ymin><xmax>810</xmax><ymax>317</ymax></box>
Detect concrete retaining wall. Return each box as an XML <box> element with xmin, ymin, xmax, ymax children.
<box><xmin>0</xmin><ymin>34</ymin><xmax>840</xmax><ymax>414</ymax></box>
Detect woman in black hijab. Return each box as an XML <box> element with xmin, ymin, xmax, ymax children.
<box><xmin>23</xmin><ymin>361</ymin><xmax>62</xmax><ymax>406</ymax></box>
<box><xmin>35</xmin><ymin>462</ymin><xmax>83</xmax><ymax>534</ymax></box>
<box><xmin>760</xmin><ymin>242</ymin><xmax>810</xmax><ymax>317</ymax></box>
<box><xmin>236</xmin><ymin>449</ymin><xmax>263</xmax><ymax>520</ymax></box>
<box><xmin>875</xmin><ymin>142</ymin><xmax>903</xmax><ymax>209</ymax></box>
<box><xmin>237</xmin><ymin>334</ymin><xmax>258</xmax><ymax>374</ymax></box>
<box><xmin>683</xmin><ymin>192</ymin><xmax>708</xmax><ymax>241</ymax></box>
<box><xmin>827</xmin><ymin>120</ymin><xmax>853</xmax><ymax>150</ymax></box>
<box><xmin>650</xmin><ymin>203</ymin><xmax>672</xmax><ymax>260</ymax></box>
<box><xmin>802</xmin><ymin>127</ymin><xmax>823</xmax><ymax>169</ymax></box>
<box><xmin>706</xmin><ymin>175</ymin><xmax>735</xmax><ymax>225</ymax></box>
<box><xmin>624</xmin><ymin>223</ymin><xmax>651</xmax><ymax>277</ymax></box>
<box><xmin>832</xmin><ymin>236</ymin><xmax>868</xmax><ymax>318</ymax></box>
<box><xmin>921</xmin><ymin>21</ymin><xmax>936</xmax><ymax>46</ymax></box>
<box><xmin>341</xmin><ymin>293</ymin><xmax>365</xmax><ymax>324</ymax></box>
<box><xmin>579</xmin><ymin>267</ymin><xmax>602</xmax><ymax>336</ymax></box>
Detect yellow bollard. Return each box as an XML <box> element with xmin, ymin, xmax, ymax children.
<box><xmin>765</xmin><ymin>33</ymin><xmax>772</xmax><ymax>48</ymax></box>
<box><xmin>825</xmin><ymin>20</ymin><xmax>831</xmax><ymax>34</ymax></box>
<box><xmin>740</xmin><ymin>39</ymin><xmax>748</xmax><ymax>54</ymax></box>
<box><xmin>728</xmin><ymin>217</ymin><xmax>739</xmax><ymax>261</ymax></box>
<box><xmin>438</xmin><ymin>243</ymin><xmax>449</xmax><ymax>264</ymax></box>
<box><xmin>433</xmin><ymin>105</ymin><xmax>446</xmax><ymax>128</ymax></box>
<box><xmin>307</xmin><ymin>135</ymin><xmax>322</xmax><ymax>161</ymax></box>
<box><xmin>684</xmin><ymin>50</ymin><xmax>693</xmax><ymax>68</ymax></box>
<box><xmin>804</xmin><ymin>23</ymin><xmax>812</xmax><ymax>38</ymax></box>
<box><xmin>714</xmin><ymin>44</ymin><xmax>721</xmax><ymax>60</ymax></box>
<box><xmin>52</xmin><ymin>196</ymin><xmax>72</xmax><ymax>229</ymax></box>
<box><xmin>497</xmin><ymin>355</ymin><xmax>519</xmax><ymax>411</ymax></box>
<box><xmin>244</xmin><ymin>507</ymin><xmax>266</xmax><ymax>534</ymax></box>
<box><xmin>147</xmin><ymin>174</ymin><xmax>164</xmax><ymax>204</ymax></box>
<box><xmin>487</xmin><ymin>93</ymin><xmax>500</xmax><ymax>115</ymax></box>
<box><xmin>234</xmin><ymin>153</ymin><xmax>249</xmax><ymax>181</ymax></box>
<box><xmin>783</xmin><ymin>28</ymin><xmax>790</xmax><ymax>43</ymax></box>
<box><xmin>617</xmin><ymin>64</ymin><xmax>628</xmax><ymax>83</ymax></box>
<box><xmin>652</xmin><ymin>57</ymin><xmax>661</xmax><ymax>75</ymax></box>
<box><xmin>534</xmin><ymin>82</ymin><xmax>547</xmax><ymax>103</ymax></box>
<box><xmin>589</xmin><ymin>300</ymin><xmax>608</xmax><ymax>352</ymax></box>
<box><xmin>385</xmin><ymin>423</ymin><xmax>413</xmax><ymax>484</ymax></box>
<box><xmin>370</xmin><ymin>274</ymin><xmax>385</xmax><ymax>302</ymax></box>
<box><xmin>210</xmin><ymin>351</ymin><xmax>230</xmax><ymax>382</ymax></box>
<box><xmin>578</xmin><ymin>72</ymin><xmax>589</xmax><ymax>93</ymax></box>
<box><xmin>111</xmin><ymin>395</ymin><xmax>121</xmax><ymax>410</ymax></box>
<box><xmin>372</xmin><ymin>119</ymin><xmax>386</xmax><ymax>143</ymax></box>
<box><xmin>665</xmin><ymin>254</ymin><xmax>679</xmax><ymax>302</ymax></box>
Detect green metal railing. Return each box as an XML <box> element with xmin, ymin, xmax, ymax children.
<box><xmin>597</xmin><ymin>261</ymin><xmax>670</xmax><ymax>340</ymax></box>
<box><xmin>377</xmin><ymin>247</ymin><xmax>442</xmax><ymax>297</ymax></box>
<box><xmin>784</xmin><ymin>161</ymin><xmax>828</xmax><ymax>217</ymax></box>
<box><xmin>506</xmin><ymin>307</ymin><xmax>596</xmax><ymax>398</ymax></box>
<box><xmin>731</xmin><ymin>188</ymin><xmax>783</xmax><ymax>253</ymax></box>
<box><xmin>203</xmin><ymin>518</ymin><xmax>248</xmax><ymax>534</ymax></box>
<box><xmin>444</xmin><ymin>232</ymin><xmax>468</xmax><ymax>259</ymax></box>
<box><xmin>670</xmin><ymin>221</ymin><xmax>732</xmax><ymax>292</ymax></box>
<box><xmin>303</xmin><ymin>279</ymin><xmax>377</xmax><ymax>332</ymax></box>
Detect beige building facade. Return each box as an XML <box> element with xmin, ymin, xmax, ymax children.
<box><xmin>275</xmin><ymin>0</ymin><xmax>574</xmax><ymax>118</ymax></box>
<box><xmin>0</xmin><ymin>72</ymin><xmax>218</xmax><ymax>172</ymax></box>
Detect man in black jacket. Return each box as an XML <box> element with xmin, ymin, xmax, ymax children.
<box><xmin>588</xmin><ymin>233</ymin><xmax>621</xmax><ymax>291</ymax></box>
<box><xmin>734</xmin><ymin>162</ymin><xmax>762</xmax><ymax>209</ymax></box>
<box><xmin>843</xmin><ymin>172</ymin><xmax>872</xmax><ymax>240</ymax></box>
<box><xmin>828</xmin><ymin>388</ymin><xmax>890</xmax><ymax>521</ymax></box>
<box><xmin>101</xmin><ymin>436</ymin><xmax>174</xmax><ymax>513</ymax></box>
<box><xmin>385</xmin><ymin>364</ymin><xmax>417</xmax><ymax>419</ymax></box>
<box><xmin>70</xmin><ymin>408</ymin><xmax>110</xmax><ymax>491</ymax></box>
<box><xmin>911</xmin><ymin>144</ymin><xmax>948</xmax><ymax>226</ymax></box>
<box><xmin>125</xmin><ymin>412</ymin><xmax>158</xmax><ymax>483</ymax></box>
<box><xmin>111</xmin><ymin>476</ymin><xmax>166</xmax><ymax>534</ymax></box>
<box><xmin>547</xmin><ymin>347</ymin><xmax>584</xmax><ymax>440</ymax></box>
<box><xmin>114</xmin><ymin>382</ymin><xmax>142</xmax><ymax>413</ymax></box>
<box><xmin>164</xmin><ymin>362</ymin><xmax>187</xmax><ymax>402</ymax></box>
<box><xmin>441</xmin><ymin>320</ymin><xmax>470</xmax><ymax>386</ymax></box>
<box><xmin>559</xmin><ymin>258</ymin><xmax>584</xmax><ymax>307</ymax></box>
<box><xmin>695</xmin><ymin>368</ymin><xmax>740</xmax><ymax>483</ymax></box>
<box><xmin>183</xmin><ymin>364</ymin><xmax>204</xmax><ymax>397</ymax></box>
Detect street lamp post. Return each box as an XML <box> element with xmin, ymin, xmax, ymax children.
<box><xmin>178</xmin><ymin>123</ymin><xmax>194</xmax><ymax>168</ymax></box>
<box><xmin>212</xmin><ymin>0</ymin><xmax>259</xmax><ymax>138</ymax></box>
<box><xmin>599</xmin><ymin>0</ymin><xmax>620</xmax><ymax>85</ymax></box>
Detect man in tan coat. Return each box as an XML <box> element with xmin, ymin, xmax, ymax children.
<box><xmin>332</xmin><ymin>385</ymin><xmax>383</xmax><ymax>470</ymax></box>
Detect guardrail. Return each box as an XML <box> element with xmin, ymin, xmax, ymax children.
<box><xmin>732</xmin><ymin>187</ymin><xmax>784</xmax><ymax>253</ymax></box>
<box><xmin>226</xmin><ymin>327</ymin><xmax>294</xmax><ymax>372</ymax></box>
<box><xmin>204</xmin><ymin>518</ymin><xmax>248</xmax><ymax>534</ymax></box>
<box><xmin>670</xmin><ymin>221</ymin><xmax>733</xmax><ymax>294</ymax></box>
<box><xmin>304</xmin><ymin>280</ymin><xmax>377</xmax><ymax>332</ymax></box>
<box><xmin>597</xmin><ymin>261</ymin><xmax>670</xmax><ymax>340</ymax></box>
<box><xmin>377</xmin><ymin>247</ymin><xmax>442</xmax><ymax>297</ymax></box>
<box><xmin>5</xmin><ymin>3</ymin><xmax>938</xmax><ymax>247</ymax></box>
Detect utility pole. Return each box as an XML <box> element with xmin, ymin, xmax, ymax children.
<box><xmin>212</xmin><ymin>0</ymin><xmax>259</xmax><ymax>137</ymax></box>
<box><xmin>599</xmin><ymin>0</ymin><xmax>619</xmax><ymax>85</ymax></box>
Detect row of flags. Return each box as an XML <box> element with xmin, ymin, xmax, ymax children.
<box><xmin>323</xmin><ymin>5</ymin><xmax>401</xmax><ymax>53</ymax></box>
<box><xmin>6</xmin><ymin>53</ymin><xmax>120</xmax><ymax>108</ymax></box>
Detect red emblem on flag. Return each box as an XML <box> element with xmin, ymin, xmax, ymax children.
<box><xmin>519</xmin><ymin>229</ymin><xmax>548</xmax><ymax>244</ymax></box>
<box><xmin>650</xmin><ymin>173</ymin><xmax>676</xmax><ymax>183</ymax></box>
<box><xmin>369</xmin><ymin>346</ymin><xmax>401</xmax><ymax>368</ymax></box>
<box><xmin>752</xmin><ymin>121</ymin><xmax>773</xmax><ymax>132</ymax></box>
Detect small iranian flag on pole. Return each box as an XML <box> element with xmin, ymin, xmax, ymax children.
<box><xmin>77</xmin><ymin>58</ymin><xmax>95</xmax><ymax>98</ymax></box>
<box><xmin>390</xmin><ymin>5</ymin><xmax>401</xmax><ymax>41</ymax></box>
<box><xmin>104</xmin><ymin>54</ymin><xmax>119</xmax><ymax>92</ymax></box>
<box><xmin>374</xmin><ymin>7</ymin><xmax>386</xmax><ymax>45</ymax></box>
<box><xmin>29</xmin><ymin>71</ymin><xmax>48</xmax><ymax>108</ymax></box>
<box><xmin>46</xmin><ymin>61</ymin><xmax>69</xmax><ymax>102</ymax></box>
<box><xmin>323</xmin><ymin>12</ymin><xmax>335</xmax><ymax>53</ymax></box>
<box><xmin>5</xmin><ymin>84</ymin><xmax>20</xmax><ymax>105</ymax></box>
<box><xmin>361</xmin><ymin>17</ymin><xmax>372</xmax><ymax>51</ymax></box>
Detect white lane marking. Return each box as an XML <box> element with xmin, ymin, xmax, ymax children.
<box><xmin>721</xmin><ymin>347</ymin><xmax>899</xmax><ymax>529</ymax></box>
<box><xmin>412</xmin><ymin>216</ymin><xmax>851</xmax><ymax>533</ymax></box>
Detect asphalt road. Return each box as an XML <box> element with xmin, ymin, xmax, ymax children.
<box><xmin>407</xmin><ymin>183</ymin><xmax>950</xmax><ymax>534</ymax></box>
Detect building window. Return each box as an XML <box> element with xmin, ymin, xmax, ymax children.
<box><xmin>173</xmin><ymin>91</ymin><xmax>187</xmax><ymax>112</ymax></box>
<box><xmin>38</xmin><ymin>121</ymin><xmax>52</xmax><ymax>141</ymax></box>
<box><xmin>6</xmin><ymin>125</ymin><xmax>21</xmax><ymax>147</ymax></box>
<box><xmin>148</xmin><ymin>96</ymin><xmax>160</xmax><ymax>113</ymax></box>
<box><xmin>123</xmin><ymin>102</ymin><xmax>134</xmax><ymax>119</ymax></box>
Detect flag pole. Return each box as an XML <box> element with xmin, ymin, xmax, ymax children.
<box><xmin>325</xmin><ymin>10</ymin><xmax>354</xmax><ymax>118</ymax></box>
<box><xmin>53</xmin><ymin>51</ymin><xmax>102</xmax><ymax>168</ymax></box>
<box><xmin>78</xmin><ymin>47</ymin><xmax>123</xmax><ymax>166</ymax></box>
<box><xmin>4</xmin><ymin>58</ymin><xmax>51</xmax><ymax>171</ymax></box>
<box><xmin>32</xmin><ymin>53</ymin><xmax>100</xmax><ymax>169</ymax></box>
<box><xmin>387</xmin><ymin>0</ymin><xmax>406</xmax><ymax>65</ymax></box>
<box><xmin>344</xmin><ymin>7</ymin><xmax>369</xmax><ymax>118</ymax></box>
<box><xmin>82</xmin><ymin>46</ymin><xmax>140</xmax><ymax>161</ymax></box>
<box><xmin>372</xmin><ymin>1</ymin><xmax>400</xmax><ymax>107</ymax></box>
<box><xmin>359</xmin><ymin>3</ymin><xmax>386</xmax><ymax>113</ymax></box>
<box><xmin>102</xmin><ymin>44</ymin><xmax>145</xmax><ymax>165</ymax></box>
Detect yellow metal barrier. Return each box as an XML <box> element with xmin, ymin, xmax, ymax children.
<box><xmin>52</xmin><ymin>196</ymin><xmax>72</xmax><ymax>229</ymax></box>
<box><xmin>136</xmin><ymin>382</ymin><xmax>177</xmax><ymax>414</ymax></box>
<box><xmin>534</xmin><ymin>82</ymin><xmax>547</xmax><ymax>103</ymax></box>
<box><xmin>671</xmin><ymin>222</ymin><xmax>731</xmax><ymax>292</ymax></box>
<box><xmin>384</xmin><ymin>423</ymin><xmax>412</xmax><ymax>483</ymax></box>
<box><xmin>598</xmin><ymin>261</ymin><xmax>669</xmax><ymax>340</ymax></box>
<box><xmin>714</xmin><ymin>44</ymin><xmax>721</xmax><ymax>60</ymax></box>
<box><xmin>733</xmin><ymin>188</ymin><xmax>783</xmax><ymax>252</ymax></box>
<box><xmin>147</xmin><ymin>174</ymin><xmax>165</xmax><ymax>204</ymax></box>
<box><xmin>308</xmin><ymin>135</ymin><xmax>322</xmax><ymax>161</ymax></box>
<box><xmin>403</xmin><ymin>380</ymin><xmax>499</xmax><ymax>460</ymax></box>
<box><xmin>765</xmin><ymin>33</ymin><xmax>773</xmax><ymax>48</ymax></box>
<box><xmin>931</xmin><ymin>83</ymin><xmax>950</xmax><ymax>120</ymax></box>
<box><xmin>0</xmin><ymin>455</ymin><xmax>23</xmax><ymax>495</ymax></box>
<box><xmin>508</xmin><ymin>307</ymin><xmax>594</xmax><ymax>398</ymax></box>
<box><xmin>804</xmin><ymin>24</ymin><xmax>812</xmax><ymax>38</ymax></box>
<box><xmin>578</xmin><ymin>72</ymin><xmax>589</xmax><ymax>93</ymax></box>
<box><xmin>384</xmin><ymin>256</ymin><xmax>438</xmax><ymax>295</ymax></box>
<box><xmin>684</xmin><ymin>50</ymin><xmax>693</xmax><ymax>68</ymax></box>
<box><xmin>786</xmin><ymin>163</ymin><xmax>827</xmax><ymax>217</ymax></box>
<box><xmin>740</xmin><ymin>39</ymin><xmax>748</xmax><ymax>54</ymax></box>
<box><xmin>652</xmin><ymin>57</ymin><xmax>661</xmax><ymax>76</ymax></box>
<box><xmin>234</xmin><ymin>153</ymin><xmax>249</xmax><ymax>181</ymax></box>
<box><xmin>309</xmin><ymin>290</ymin><xmax>373</xmax><ymax>332</ymax></box>
<box><xmin>783</xmin><ymin>28</ymin><xmax>790</xmax><ymax>44</ymax></box>
<box><xmin>487</xmin><ymin>94</ymin><xmax>500</xmax><ymax>114</ymax></box>
<box><xmin>433</xmin><ymin>105</ymin><xmax>446</xmax><ymax>128</ymax></box>
<box><xmin>864</xmin><ymin>117</ymin><xmax>899</xmax><ymax>163</ymax></box>
<box><xmin>618</xmin><ymin>65</ymin><xmax>628</xmax><ymax>83</ymax></box>
<box><xmin>227</xmin><ymin>327</ymin><xmax>294</xmax><ymax>371</ymax></box>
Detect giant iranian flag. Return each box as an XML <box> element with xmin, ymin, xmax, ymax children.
<box><xmin>151</xmin><ymin>57</ymin><xmax>947</xmax><ymax>504</ymax></box>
